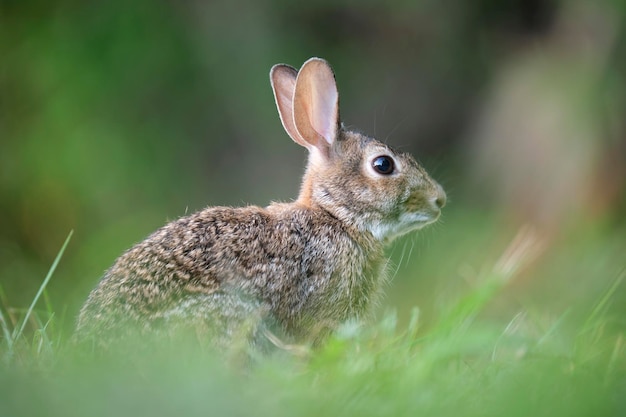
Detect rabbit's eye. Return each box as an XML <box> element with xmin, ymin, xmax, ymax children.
<box><xmin>372</xmin><ymin>155</ymin><xmax>395</xmax><ymax>175</ymax></box>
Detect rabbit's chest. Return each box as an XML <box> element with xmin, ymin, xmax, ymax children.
<box><xmin>283</xmin><ymin>242</ymin><xmax>387</xmax><ymax>332</ymax></box>
<box><xmin>327</xmin><ymin>253</ymin><xmax>387</xmax><ymax>316</ymax></box>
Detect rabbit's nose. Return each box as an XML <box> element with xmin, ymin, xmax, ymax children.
<box><xmin>433</xmin><ymin>184</ymin><xmax>446</xmax><ymax>209</ymax></box>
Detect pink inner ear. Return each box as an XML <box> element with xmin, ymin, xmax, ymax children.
<box><xmin>310</xmin><ymin>80</ymin><xmax>338</xmax><ymax>146</ymax></box>
<box><xmin>294</xmin><ymin>59</ymin><xmax>339</xmax><ymax>149</ymax></box>
<box><xmin>291</xmin><ymin>58</ymin><xmax>341</xmax><ymax>154</ymax></box>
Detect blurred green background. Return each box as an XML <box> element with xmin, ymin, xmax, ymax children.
<box><xmin>1</xmin><ymin>0</ymin><xmax>625</xmax><ymax>336</ymax></box>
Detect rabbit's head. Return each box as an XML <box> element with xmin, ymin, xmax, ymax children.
<box><xmin>271</xmin><ymin>58</ymin><xmax>446</xmax><ymax>243</ymax></box>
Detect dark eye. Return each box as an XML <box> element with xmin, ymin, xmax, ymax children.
<box><xmin>372</xmin><ymin>155</ymin><xmax>395</xmax><ymax>175</ymax></box>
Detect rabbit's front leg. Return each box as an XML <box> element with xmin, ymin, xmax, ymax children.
<box><xmin>161</xmin><ymin>288</ymin><xmax>275</xmax><ymax>354</ymax></box>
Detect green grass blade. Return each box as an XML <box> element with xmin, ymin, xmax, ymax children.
<box><xmin>0</xmin><ymin>307</ymin><xmax>13</xmax><ymax>350</ymax></box>
<box><xmin>14</xmin><ymin>230</ymin><xmax>73</xmax><ymax>341</ymax></box>
<box><xmin>582</xmin><ymin>267</ymin><xmax>625</xmax><ymax>332</ymax></box>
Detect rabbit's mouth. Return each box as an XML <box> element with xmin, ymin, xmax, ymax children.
<box><xmin>399</xmin><ymin>210</ymin><xmax>440</xmax><ymax>228</ymax></box>
<box><xmin>366</xmin><ymin>209</ymin><xmax>440</xmax><ymax>243</ymax></box>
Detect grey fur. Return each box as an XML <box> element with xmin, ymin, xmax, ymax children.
<box><xmin>75</xmin><ymin>58</ymin><xmax>446</xmax><ymax>353</ymax></box>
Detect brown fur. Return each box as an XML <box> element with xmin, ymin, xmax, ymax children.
<box><xmin>75</xmin><ymin>58</ymin><xmax>446</xmax><ymax>352</ymax></box>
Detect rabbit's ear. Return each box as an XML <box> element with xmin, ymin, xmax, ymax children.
<box><xmin>293</xmin><ymin>58</ymin><xmax>340</xmax><ymax>154</ymax></box>
<box><xmin>270</xmin><ymin>64</ymin><xmax>310</xmax><ymax>148</ymax></box>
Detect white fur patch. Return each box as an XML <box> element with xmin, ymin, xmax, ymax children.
<box><xmin>366</xmin><ymin>211</ymin><xmax>438</xmax><ymax>242</ymax></box>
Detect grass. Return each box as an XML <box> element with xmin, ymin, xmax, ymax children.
<box><xmin>0</xmin><ymin>217</ymin><xmax>624</xmax><ymax>417</ymax></box>
<box><xmin>0</xmin><ymin>231</ymin><xmax>73</xmax><ymax>366</ymax></box>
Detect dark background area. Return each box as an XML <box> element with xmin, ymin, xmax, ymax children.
<box><xmin>1</xmin><ymin>0</ymin><xmax>625</xmax><ymax>334</ymax></box>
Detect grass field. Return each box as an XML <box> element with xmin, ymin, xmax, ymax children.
<box><xmin>2</xmin><ymin>1</ymin><xmax>625</xmax><ymax>415</ymax></box>
<box><xmin>1</xmin><ymin>208</ymin><xmax>624</xmax><ymax>417</ymax></box>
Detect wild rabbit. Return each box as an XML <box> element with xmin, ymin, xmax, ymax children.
<box><xmin>75</xmin><ymin>57</ymin><xmax>446</xmax><ymax>353</ymax></box>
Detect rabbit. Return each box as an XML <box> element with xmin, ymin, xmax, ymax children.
<box><xmin>75</xmin><ymin>57</ymin><xmax>446</xmax><ymax>353</ymax></box>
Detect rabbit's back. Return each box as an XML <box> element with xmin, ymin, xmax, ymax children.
<box><xmin>76</xmin><ymin>203</ymin><xmax>386</xmax><ymax>346</ymax></box>
<box><xmin>75</xmin><ymin>57</ymin><xmax>445</xmax><ymax>352</ymax></box>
